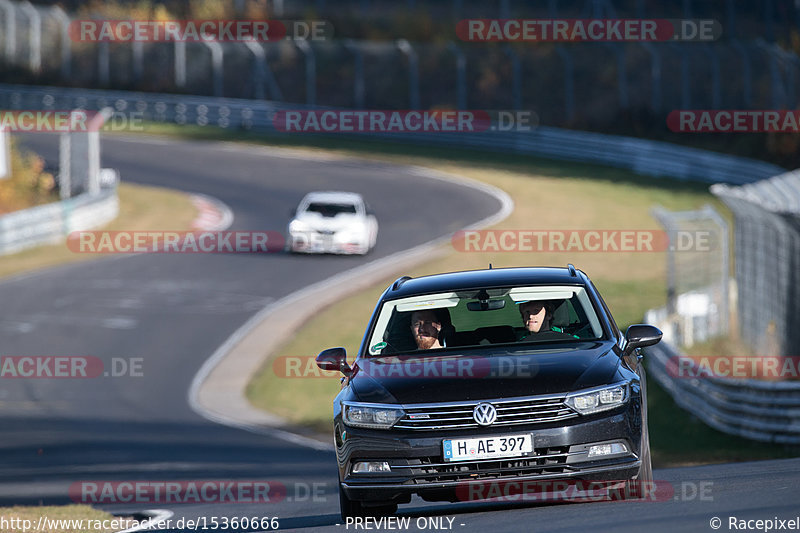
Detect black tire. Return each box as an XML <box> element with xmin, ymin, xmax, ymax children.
<box><xmin>339</xmin><ymin>483</ymin><xmax>398</xmax><ymax>519</ymax></box>
<box><xmin>623</xmin><ymin>366</ymin><xmax>653</xmax><ymax>500</ymax></box>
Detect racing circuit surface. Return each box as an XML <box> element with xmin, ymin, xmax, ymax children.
<box><xmin>3</xmin><ymin>135</ymin><xmax>799</xmax><ymax>532</ymax></box>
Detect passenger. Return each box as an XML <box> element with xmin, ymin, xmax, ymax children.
<box><xmin>517</xmin><ymin>300</ymin><xmax>576</xmax><ymax>341</ymax></box>
<box><xmin>409</xmin><ymin>309</ymin><xmax>445</xmax><ymax>350</ymax></box>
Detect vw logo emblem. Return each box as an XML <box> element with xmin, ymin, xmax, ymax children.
<box><xmin>473</xmin><ymin>403</ymin><xmax>497</xmax><ymax>426</ymax></box>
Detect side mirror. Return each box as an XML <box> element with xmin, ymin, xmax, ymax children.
<box><xmin>623</xmin><ymin>324</ymin><xmax>662</xmax><ymax>358</ymax></box>
<box><xmin>316</xmin><ymin>347</ymin><xmax>352</xmax><ymax>376</ymax></box>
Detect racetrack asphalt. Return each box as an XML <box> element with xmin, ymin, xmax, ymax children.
<box><xmin>3</xmin><ymin>133</ymin><xmax>798</xmax><ymax>532</ymax></box>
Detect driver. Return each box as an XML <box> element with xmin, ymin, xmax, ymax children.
<box><xmin>409</xmin><ymin>309</ymin><xmax>451</xmax><ymax>349</ymax></box>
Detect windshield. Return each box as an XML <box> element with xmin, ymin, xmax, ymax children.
<box><xmin>366</xmin><ymin>285</ymin><xmax>605</xmax><ymax>356</ymax></box>
<box><xmin>303</xmin><ymin>202</ymin><xmax>358</xmax><ymax>217</ymax></box>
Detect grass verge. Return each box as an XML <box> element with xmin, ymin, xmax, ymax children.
<box><xmin>0</xmin><ymin>505</ymin><xmax>136</xmax><ymax>533</ymax></box>
<box><xmin>0</xmin><ymin>182</ymin><xmax>197</xmax><ymax>279</ymax></box>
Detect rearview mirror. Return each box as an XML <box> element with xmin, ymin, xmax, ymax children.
<box><xmin>316</xmin><ymin>347</ymin><xmax>352</xmax><ymax>376</ymax></box>
<box><xmin>622</xmin><ymin>324</ymin><xmax>662</xmax><ymax>358</ymax></box>
<box><xmin>467</xmin><ymin>299</ymin><xmax>506</xmax><ymax>311</ymax></box>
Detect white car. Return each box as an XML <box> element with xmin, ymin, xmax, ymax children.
<box><xmin>287</xmin><ymin>191</ymin><xmax>378</xmax><ymax>255</ymax></box>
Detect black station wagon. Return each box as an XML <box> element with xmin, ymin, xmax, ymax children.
<box><xmin>316</xmin><ymin>265</ymin><xmax>662</xmax><ymax>518</ymax></box>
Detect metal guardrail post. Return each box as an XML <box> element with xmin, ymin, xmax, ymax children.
<box><xmin>730</xmin><ymin>40</ymin><xmax>752</xmax><ymax>107</ymax></box>
<box><xmin>763</xmin><ymin>0</ymin><xmax>775</xmax><ymax>42</ymax></box>
<box><xmin>132</xmin><ymin>40</ymin><xmax>143</xmax><ymax>83</ymax></box>
<box><xmin>499</xmin><ymin>0</ymin><xmax>510</xmax><ymax>18</ymax></box>
<box><xmin>295</xmin><ymin>40</ymin><xmax>316</xmax><ymax>106</ymax></box>
<box><xmin>554</xmin><ymin>46</ymin><xmax>574</xmax><ymax>122</ymax></box>
<box><xmin>640</xmin><ymin>42</ymin><xmax>662</xmax><ymax>113</ymax></box>
<box><xmin>669</xmin><ymin>43</ymin><xmax>691</xmax><ymax>109</ymax></box>
<box><xmin>98</xmin><ymin>41</ymin><xmax>110</xmax><ymax>86</ymax></box>
<box><xmin>0</xmin><ymin>0</ymin><xmax>17</xmax><ymax>63</ymax></box>
<box><xmin>174</xmin><ymin>41</ymin><xmax>186</xmax><ymax>88</ymax></box>
<box><xmin>725</xmin><ymin>0</ymin><xmax>737</xmax><ymax>39</ymax></box>
<box><xmin>20</xmin><ymin>0</ymin><xmax>40</xmax><ymax>72</ymax></box>
<box><xmin>756</xmin><ymin>40</ymin><xmax>785</xmax><ymax>108</ymax></box>
<box><xmin>651</xmin><ymin>206</ymin><xmax>677</xmax><ymax>316</ymax></box>
<box><xmin>59</xmin><ymin>131</ymin><xmax>70</xmax><ymax>200</ymax></box>
<box><xmin>447</xmin><ymin>41</ymin><xmax>467</xmax><ymax>110</ymax></box>
<box><xmin>504</xmin><ymin>46</ymin><xmax>522</xmax><ymax>111</ymax></box>
<box><xmin>396</xmin><ymin>39</ymin><xmax>420</xmax><ymax>110</ymax></box>
<box><xmin>244</xmin><ymin>41</ymin><xmax>266</xmax><ymax>100</ymax></box>
<box><xmin>201</xmin><ymin>38</ymin><xmax>224</xmax><ymax>97</ymax></box>
<box><xmin>702</xmin><ymin>45</ymin><xmax>721</xmax><ymax>109</ymax></box>
<box><xmin>602</xmin><ymin>43</ymin><xmax>628</xmax><ymax>110</ymax></box>
<box><xmin>50</xmin><ymin>5</ymin><xmax>71</xmax><ymax>79</ymax></box>
<box><xmin>344</xmin><ymin>40</ymin><xmax>365</xmax><ymax>109</ymax></box>
<box><xmin>452</xmin><ymin>0</ymin><xmax>462</xmax><ymax>19</ymax></box>
<box><xmin>776</xmin><ymin>50</ymin><xmax>800</xmax><ymax>109</ymax></box>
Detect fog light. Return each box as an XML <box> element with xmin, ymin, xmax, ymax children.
<box><xmin>588</xmin><ymin>442</ymin><xmax>628</xmax><ymax>458</ymax></box>
<box><xmin>352</xmin><ymin>461</ymin><xmax>391</xmax><ymax>473</ymax></box>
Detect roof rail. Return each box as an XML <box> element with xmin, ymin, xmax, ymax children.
<box><xmin>391</xmin><ymin>276</ymin><xmax>413</xmax><ymax>291</ymax></box>
<box><xmin>567</xmin><ymin>264</ymin><xmax>577</xmax><ymax>277</ymax></box>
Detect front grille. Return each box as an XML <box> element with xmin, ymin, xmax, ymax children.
<box><xmin>394</xmin><ymin>395</ymin><xmax>577</xmax><ymax>431</ymax></box>
<box><xmin>389</xmin><ymin>446</ymin><xmax>573</xmax><ymax>483</ymax></box>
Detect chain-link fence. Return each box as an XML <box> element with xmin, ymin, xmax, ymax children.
<box><xmin>2</xmin><ymin>1</ymin><xmax>800</xmax><ymax>122</ymax></box>
<box><xmin>646</xmin><ymin>205</ymin><xmax>729</xmax><ymax>347</ymax></box>
<box><xmin>711</xmin><ymin>171</ymin><xmax>800</xmax><ymax>358</ymax></box>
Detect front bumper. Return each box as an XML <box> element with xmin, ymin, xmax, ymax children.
<box><xmin>337</xmin><ymin>408</ymin><xmax>641</xmax><ymax>503</ymax></box>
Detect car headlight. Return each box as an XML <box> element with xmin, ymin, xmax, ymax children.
<box><xmin>565</xmin><ymin>383</ymin><xmax>628</xmax><ymax>415</ymax></box>
<box><xmin>342</xmin><ymin>402</ymin><xmax>405</xmax><ymax>429</ymax></box>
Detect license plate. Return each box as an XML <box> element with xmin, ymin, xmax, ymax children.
<box><xmin>443</xmin><ymin>434</ymin><xmax>533</xmax><ymax>462</ymax></box>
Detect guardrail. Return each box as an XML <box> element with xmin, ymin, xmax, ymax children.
<box><xmin>0</xmin><ymin>83</ymin><xmax>785</xmax><ymax>186</ymax></box>
<box><xmin>0</xmin><ymin>184</ymin><xmax>118</xmax><ymax>255</ymax></box>
<box><xmin>646</xmin><ymin>340</ymin><xmax>800</xmax><ymax>445</ymax></box>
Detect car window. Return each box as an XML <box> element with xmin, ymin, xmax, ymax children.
<box><xmin>304</xmin><ymin>202</ymin><xmax>358</xmax><ymax>217</ymax></box>
<box><xmin>367</xmin><ymin>285</ymin><xmax>604</xmax><ymax>356</ymax></box>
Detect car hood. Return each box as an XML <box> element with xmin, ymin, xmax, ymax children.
<box><xmin>293</xmin><ymin>213</ymin><xmax>364</xmax><ymax>232</ymax></box>
<box><xmin>349</xmin><ymin>341</ymin><xmax>622</xmax><ymax>404</ymax></box>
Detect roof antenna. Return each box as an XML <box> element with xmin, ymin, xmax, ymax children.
<box><xmin>488</xmin><ymin>263</ymin><xmax>493</xmax><ymax>269</ymax></box>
